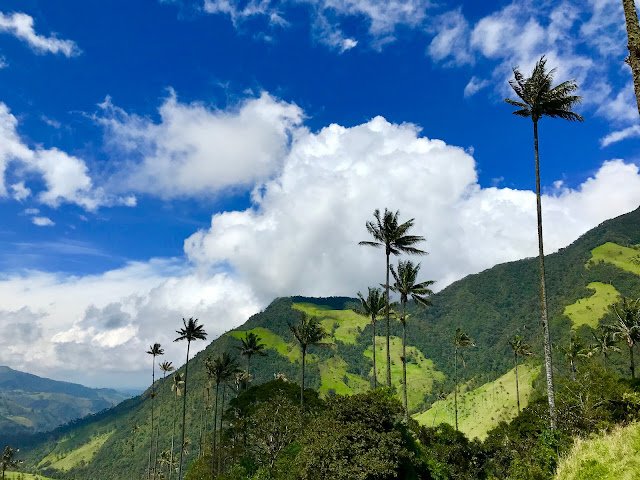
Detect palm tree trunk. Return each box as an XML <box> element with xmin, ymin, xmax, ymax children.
<box><xmin>169</xmin><ymin>394</ymin><xmax>177</xmax><ymax>480</ymax></box>
<box><xmin>402</xmin><ymin>320</ymin><xmax>408</xmax><ymax>422</ymax></box>
<box><xmin>533</xmin><ymin>119</ymin><xmax>557</xmax><ymax>430</ymax></box>
<box><xmin>630</xmin><ymin>344</ymin><xmax>636</xmax><ymax>379</ymax></box>
<box><xmin>198</xmin><ymin>389</ymin><xmax>204</xmax><ymax>458</ymax></box>
<box><xmin>218</xmin><ymin>384</ymin><xmax>226</xmax><ymax>474</ymax></box>
<box><xmin>301</xmin><ymin>347</ymin><xmax>306</xmax><ymax>408</ymax></box>
<box><xmin>212</xmin><ymin>382</ymin><xmax>219</xmax><ymax>478</ymax></box>
<box><xmin>153</xmin><ymin>371</ymin><xmax>167</xmax><ymax>475</ymax></box>
<box><xmin>247</xmin><ymin>355</ymin><xmax>251</xmax><ymax>378</ymax></box>
<box><xmin>148</xmin><ymin>358</ymin><xmax>156</xmax><ymax>480</ymax></box>
<box><xmin>454</xmin><ymin>346</ymin><xmax>459</xmax><ymax>431</ymax></box>
<box><xmin>570</xmin><ymin>359</ymin><xmax>576</xmax><ymax>381</ymax></box>
<box><xmin>178</xmin><ymin>341</ymin><xmax>191</xmax><ymax>480</ymax></box>
<box><xmin>372</xmin><ymin>317</ymin><xmax>377</xmax><ymax>388</ymax></box>
<box><xmin>623</xmin><ymin>0</ymin><xmax>640</xmax><ymax>116</ymax></box>
<box><xmin>385</xmin><ymin>251</ymin><xmax>392</xmax><ymax>387</ymax></box>
<box><xmin>514</xmin><ymin>353</ymin><xmax>521</xmax><ymax>413</ymax></box>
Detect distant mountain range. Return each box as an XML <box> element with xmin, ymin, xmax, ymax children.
<box><xmin>0</xmin><ymin>365</ymin><xmax>133</xmax><ymax>436</ymax></box>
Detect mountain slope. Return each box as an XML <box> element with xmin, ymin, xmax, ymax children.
<box><xmin>0</xmin><ymin>366</ymin><xmax>131</xmax><ymax>437</ymax></box>
<box><xmin>17</xmin><ymin>206</ymin><xmax>640</xmax><ymax>480</ymax></box>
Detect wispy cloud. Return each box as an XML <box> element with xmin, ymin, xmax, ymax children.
<box><xmin>32</xmin><ymin>216</ymin><xmax>55</xmax><ymax>227</ymax></box>
<box><xmin>0</xmin><ymin>12</ymin><xmax>80</xmax><ymax>57</ymax></box>
<box><xmin>600</xmin><ymin>125</ymin><xmax>640</xmax><ymax>147</ymax></box>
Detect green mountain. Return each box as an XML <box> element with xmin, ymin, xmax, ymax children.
<box><xmin>15</xmin><ymin>206</ymin><xmax>640</xmax><ymax>480</ymax></box>
<box><xmin>0</xmin><ymin>366</ymin><xmax>131</xmax><ymax>438</ymax></box>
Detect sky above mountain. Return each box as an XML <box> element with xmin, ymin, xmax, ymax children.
<box><xmin>0</xmin><ymin>0</ymin><xmax>639</xmax><ymax>388</ymax></box>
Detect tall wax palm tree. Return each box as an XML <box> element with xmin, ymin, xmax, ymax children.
<box><xmin>168</xmin><ymin>373</ymin><xmax>184</xmax><ymax>480</ymax></box>
<box><xmin>174</xmin><ymin>318</ymin><xmax>207</xmax><ymax>480</ymax></box>
<box><xmin>289</xmin><ymin>313</ymin><xmax>327</xmax><ymax>407</ymax></box>
<box><xmin>622</xmin><ymin>0</ymin><xmax>640</xmax><ymax>116</ymax></box>
<box><xmin>1</xmin><ymin>446</ymin><xmax>22</xmax><ymax>480</ymax></box>
<box><xmin>146</xmin><ymin>343</ymin><xmax>164</xmax><ymax>479</ymax></box>
<box><xmin>453</xmin><ymin>328</ymin><xmax>474</xmax><ymax>432</ymax></box>
<box><xmin>506</xmin><ymin>56</ymin><xmax>583</xmax><ymax>429</ymax></box>
<box><xmin>206</xmin><ymin>352</ymin><xmax>239</xmax><ymax>477</ymax></box>
<box><xmin>155</xmin><ymin>361</ymin><xmax>174</xmax><ymax>474</ymax></box>
<box><xmin>509</xmin><ymin>335</ymin><xmax>533</xmax><ymax>412</ymax></box>
<box><xmin>359</xmin><ymin>208</ymin><xmax>426</xmax><ymax>387</ymax></box>
<box><xmin>390</xmin><ymin>260</ymin><xmax>434</xmax><ymax>420</ymax></box>
<box><xmin>610</xmin><ymin>297</ymin><xmax>640</xmax><ymax>379</ymax></box>
<box><xmin>237</xmin><ymin>332</ymin><xmax>267</xmax><ymax>378</ymax></box>
<box><xmin>590</xmin><ymin>328</ymin><xmax>621</xmax><ymax>364</ymax></box>
<box><xmin>355</xmin><ymin>287</ymin><xmax>386</xmax><ymax>388</ymax></box>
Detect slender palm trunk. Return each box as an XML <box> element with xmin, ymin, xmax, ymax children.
<box><xmin>514</xmin><ymin>353</ymin><xmax>521</xmax><ymax>413</ymax></box>
<box><xmin>301</xmin><ymin>347</ymin><xmax>306</xmax><ymax>407</ymax></box>
<box><xmin>178</xmin><ymin>341</ymin><xmax>191</xmax><ymax>480</ymax></box>
<box><xmin>385</xmin><ymin>251</ymin><xmax>392</xmax><ymax>387</ymax></box>
<box><xmin>169</xmin><ymin>394</ymin><xmax>177</xmax><ymax>480</ymax></box>
<box><xmin>148</xmin><ymin>358</ymin><xmax>156</xmax><ymax>479</ymax></box>
<box><xmin>402</xmin><ymin>319</ymin><xmax>408</xmax><ymax>422</ymax></box>
<box><xmin>454</xmin><ymin>346</ymin><xmax>459</xmax><ymax>431</ymax></box>
<box><xmin>198</xmin><ymin>389</ymin><xmax>204</xmax><ymax>458</ymax></box>
<box><xmin>570</xmin><ymin>359</ymin><xmax>577</xmax><ymax>381</ymax></box>
<box><xmin>218</xmin><ymin>384</ymin><xmax>226</xmax><ymax>473</ymax></box>
<box><xmin>623</xmin><ymin>0</ymin><xmax>640</xmax><ymax>116</ymax></box>
<box><xmin>153</xmin><ymin>371</ymin><xmax>167</xmax><ymax>474</ymax></box>
<box><xmin>247</xmin><ymin>355</ymin><xmax>251</xmax><ymax>377</ymax></box>
<box><xmin>211</xmin><ymin>382</ymin><xmax>219</xmax><ymax>478</ymax></box>
<box><xmin>533</xmin><ymin>120</ymin><xmax>557</xmax><ymax>430</ymax></box>
<box><xmin>372</xmin><ymin>317</ymin><xmax>377</xmax><ymax>388</ymax></box>
<box><xmin>630</xmin><ymin>344</ymin><xmax>636</xmax><ymax>379</ymax></box>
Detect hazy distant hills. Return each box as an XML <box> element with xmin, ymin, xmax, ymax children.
<box><xmin>0</xmin><ymin>365</ymin><xmax>132</xmax><ymax>436</ymax></box>
<box><xmin>16</xmin><ymin>206</ymin><xmax>640</xmax><ymax>479</ymax></box>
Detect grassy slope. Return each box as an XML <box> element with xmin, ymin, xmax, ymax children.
<box><xmin>5</xmin><ymin>473</ymin><xmax>58</xmax><ymax>480</ymax></box>
<box><xmin>413</xmin><ymin>363</ymin><xmax>540</xmax><ymax>440</ymax></box>
<box><xmin>228</xmin><ymin>327</ymin><xmax>301</xmax><ymax>362</ymax></box>
<box><xmin>365</xmin><ymin>336</ymin><xmax>445</xmax><ymax>411</ymax></box>
<box><xmin>292</xmin><ymin>303</ymin><xmax>370</xmax><ymax>344</ymax></box>
<box><xmin>563</xmin><ymin>282</ymin><xmax>620</xmax><ymax>329</ymax></box>
<box><xmin>38</xmin><ymin>431</ymin><xmax>113</xmax><ymax>472</ymax></box>
<box><xmin>555</xmin><ymin>423</ymin><xmax>640</xmax><ymax>480</ymax></box>
<box><xmin>589</xmin><ymin>242</ymin><xmax>640</xmax><ymax>275</ymax></box>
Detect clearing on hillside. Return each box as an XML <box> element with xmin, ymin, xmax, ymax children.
<box><xmin>413</xmin><ymin>363</ymin><xmax>540</xmax><ymax>439</ymax></box>
<box><xmin>37</xmin><ymin>431</ymin><xmax>113</xmax><ymax>472</ymax></box>
<box><xmin>564</xmin><ymin>282</ymin><xmax>619</xmax><ymax>329</ymax></box>
<box><xmin>589</xmin><ymin>242</ymin><xmax>640</xmax><ymax>276</ymax></box>
<box><xmin>292</xmin><ymin>302</ymin><xmax>370</xmax><ymax>345</ymax></box>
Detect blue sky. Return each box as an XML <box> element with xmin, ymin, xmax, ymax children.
<box><xmin>1</xmin><ymin>0</ymin><xmax>639</xmax><ymax>387</ymax></box>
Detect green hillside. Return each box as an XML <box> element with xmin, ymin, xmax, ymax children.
<box><xmin>15</xmin><ymin>207</ymin><xmax>640</xmax><ymax>479</ymax></box>
<box><xmin>413</xmin><ymin>363</ymin><xmax>540</xmax><ymax>439</ymax></box>
<box><xmin>555</xmin><ymin>422</ymin><xmax>640</xmax><ymax>479</ymax></box>
<box><xmin>0</xmin><ymin>366</ymin><xmax>131</xmax><ymax>437</ymax></box>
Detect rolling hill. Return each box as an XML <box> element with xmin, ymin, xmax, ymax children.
<box><xmin>0</xmin><ymin>366</ymin><xmax>131</xmax><ymax>438</ymax></box>
<box><xmin>13</xmin><ymin>206</ymin><xmax>640</xmax><ymax>479</ymax></box>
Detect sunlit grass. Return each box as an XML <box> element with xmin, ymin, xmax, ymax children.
<box><xmin>38</xmin><ymin>431</ymin><xmax>113</xmax><ymax>472</ymax></box>
<box><xmin>5</xmin><ymin>472</ymin><xmax>58</xmax><ymax>480</ymax></box>
<box><xmin>293</xmin><ymin>303</ymin><xmax>370</xmax><ymax>345</ymax></box>
<box><xmin>564</xmin><ymin>282</ymin><xmax>620</xmax><ymax>329</ymax></box>
<box><xmin>555</xmin><ymin>422</ymin><xmax>640</xmax><ymax>479</ymax></box>
<box><xmin>589</xmin><ymin>242</ymin><xmax>640</xmax><ymax>276</ymax></box>
<box><xmin>413</xmin><ymin>363</ymin><xmax>540</xmax><ymax>440</ymax></box>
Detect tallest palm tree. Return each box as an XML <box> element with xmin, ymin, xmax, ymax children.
<box><xmin>146</xmin><ymin>343</ymin><xmax>164</xmax><ymax>480</ymax></box>
<box><xmin>360</xmin><ymin>209</ymin><xmax>425</xmax><ymax>387</ymax></box>
<box><xmin>622</xmin><ymin>0</ymin><xmax>640</xmax><ymax>116</ymax></box>
<box><xmin>506</xmin><ymin>56</ymin><xmax>583</xmax><ymax>429</ymax></box>
<box><xmin>174</xmin><ymin>318</ymin><xmax>207</xmax><ymax>480</ymax></box>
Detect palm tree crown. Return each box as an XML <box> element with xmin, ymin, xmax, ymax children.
<box><xmin>289</xmin><ymin>314</ymin><xmax>327</xmax><ymax>353</ymax></box>
<box><xmin>160</xmin><ymin>361</ymin><xmax>175</xmax><ymax>375</ymax></box>
<box><xmin>174</xmin><ymin>318</ymin><xmax>208</xmax><ymax>344</ymax></box>
<box><xmin>509</xmin><ymin>335</ymin><xmax>533</xmax><ymax>358</ymax></box>
<box><xmin>590</xmin><ymin>328</ymin><xmax>620</xmax><ymax>361</ymax></box>
<box><xmin>359</xmin><ymin>208</ymin><xmax>426</xmax><ymax>256</ymax></box>
<box><xmin>390</xmin><ymin>260</ymin><xmax>434</xmax><ymax>309</ymax></box>
<box><xmin>505</xmin><ymin>56</ymin><xmax>583</xmax><ymax>123</ymax></box>
<box><xmin>609</xmin><ymin>297</ymin><xmax>640</xmax><ymax>378</ymax></box>
<box><xmin>147</xmin><ymin>343</ymin><xmax>164</xmax><ymax>358</ymax></box>
<box><xmin>237</xmin><ymin>332</ymin><xmax>267</xmax><ymax>375</ymax></box>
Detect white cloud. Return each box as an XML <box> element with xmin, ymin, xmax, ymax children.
<box><xmin>185</xmin><ymin>116</ymin><xmax>640</xmax><ymax>298</ymax></box>
<box><xmin>32</xmin><ymin>216</ymin><xmax>55</xmax><ymax>227</ymax></box>
<box><xmin>600</xmin><ymin>125</ymin><xmax>640</xmax><ymax>147</ymax></box>
<box><xmin>198</xmin><ymin>0</ymin><xmax>430</xmax><ymax>49</ymax></box>
<box><xmin>463</xmin><ymin>76</ymin><xmax>489</xmax><ymax>97</ymax></box>
<box><xmin>0</xmin><ymin>260</ymin><xmax>259</xmax><ymax>387</ymax></box>
<box><xmin>6</xmin><ymin>112</ymin><xmax>640</xmax><ymax>387</ymax></box>
<box><xmin>0</xmin><ymin>12</ymin><xmax>80</xmax><ymax>57</ymax></box>
<box><xmin>427</xmin><ymin>9</ymin><xmax>472</xmax><ymax>66</ymax></box>
<box><xmin>0</xmin><ymin>102</ymin><xmax>134</xmax><ymax>211</ymax></box>
<box><xmin>99</xmin><ymin>91</ymin><xmax>303</xmax><ymax>199</ymax></box>
<box><xmin>10</xmin><ymin>181</ymin><xmax>30</xmax><ymax>201</ymax></box>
